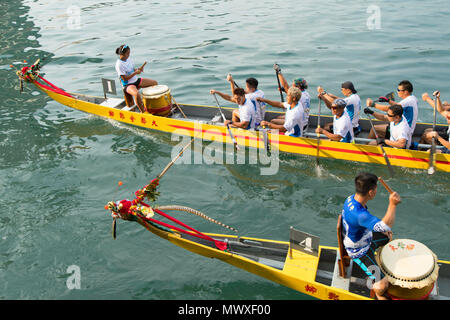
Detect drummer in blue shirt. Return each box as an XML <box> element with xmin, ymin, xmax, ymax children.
<box><xmin>341</xmin><ymin>172</ymin><xmax>401</xmax><ymax>300</ymax></box>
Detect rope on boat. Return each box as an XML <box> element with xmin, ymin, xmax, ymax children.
<box><xmin>157</xmin><ymin>205</ymin><xmax>238</xmax><ymax>233</ymax></box>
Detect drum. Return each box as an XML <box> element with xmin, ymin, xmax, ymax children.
<box><xmin>142</xmin><ymin>85</ymin><xmax>172</xmax><ymax>116</ymax></box>
<box><xmin>375</xmin><ymin>239</ymin><xmax>439</xmax><ymax>300</ymax></box>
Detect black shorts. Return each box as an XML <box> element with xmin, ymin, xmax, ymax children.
<box><xmin>352</xmin><ymin>232</ymin><xmax>390</xmax><ymax>281</ymax></box>
<box><xmin>125</xmin><ymin>78</ymin><xmax>142</xmax><ymax>89</ymax></box>
<box><xmin>436</xmin><ymin>127</ymin><xmax>449</xmax><ymax>143</ymax></box>
<box><xmin>385</xmin><ymin>125</ymin><xmax>391</xmax><ymax>140</ymax></box>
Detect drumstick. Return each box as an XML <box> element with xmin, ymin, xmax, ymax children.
<box><xmin>378</xmin><ymin>177</ymin><xmax>394</xmax><ymax>194</ymax></box>
<box><xmin>139</xmin><ymin>61</ymin><xmax>147</xmax><ymax>70</ymax></box>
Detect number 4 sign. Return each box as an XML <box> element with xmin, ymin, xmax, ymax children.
<box><xmin>289</xmin><ymin>226</ymin><xmax>320</xmax><ymax>257</ymax></box>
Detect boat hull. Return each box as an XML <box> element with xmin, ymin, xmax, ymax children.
<box><xmin>36</xmin><ymin>83</ymin><xmax>450</xmax><ymax>172</ymax></box>
<box><xmin>130</xmin><ymin>212</ymin><xmax>450</xmax><ymax>300</ymax></box>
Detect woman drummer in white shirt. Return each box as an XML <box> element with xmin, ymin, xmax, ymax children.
<box><xmin>115</xmin><ymin>44</ymin><xmax>158</xmax><ymax>113</ymax></box>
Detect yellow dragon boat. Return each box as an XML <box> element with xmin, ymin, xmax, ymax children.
<box><xmin>107</xmin><ymin>200</ymin><xmax>450</xmax><ymax>300</ymax></box>
<box><xmin>17</xmin><ymin>60</ymin><xmax>450</xmax><ymax>172</ymax></box>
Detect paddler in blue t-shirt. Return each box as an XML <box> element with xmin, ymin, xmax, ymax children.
<box><xmin>341</xmin><ymin>172</ymin><xmax>401</xmax><ymax>300</ymax></box>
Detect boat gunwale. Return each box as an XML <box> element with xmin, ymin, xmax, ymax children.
<box><xmin>35</xmin><ymin>83</ymin><xmax>450</xmax><ymax>172</ymax></box>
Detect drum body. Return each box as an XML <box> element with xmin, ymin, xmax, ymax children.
<box><xmin>386</xmin><ymin>283</ymin><xmax>434</xmax><ymax>300</ymax></box>
<box><xmin>142</xmin><ymin>85</ymin><xmax>172</xmax><ymax>116</ymax></box>
<box><xmin>375</xmin><ymin>239</ymin><xmax>439</xmax><ymax>300</ymax></box>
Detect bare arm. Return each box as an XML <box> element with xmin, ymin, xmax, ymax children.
<box><xmin>277</xmin><ymin>72</ymin><xmax>290</xmax><ymax>94</ymax></box>
<box><xmin>317</xmin><ymin>87</ymin><xmax>335</xmax><ymax>109</ymax></box>
<box><xmin>210</xmin><ymin>90</ymin><xmax>236</xmax><ymax>103</ymax></box>
<box><xmin>260</xmin><ymin>121</ymin><xmax>287</xmax><ymax>132</ymax></box>
<box><xmin>382</xmin><ymin>192</ymin><xmax>401</xmax><ymax>228</ymax></box>
<box><xmin>315</xmin><ymin>127</ymin><xmax>343</xmax><ymax>141</ymax></box>
<box><xmin>372</xmin><ymin>111</ymin><xmax>389</xmax><ymax>122</ymax></box>
<box><xmin>120</xmin><ymin>69</ymin><xmax>141</xmax><ymax>81</ymax></box>
<box><xmin>229</xmin><ymin>120</ymin><xmax>249</xmax><ymax>129</ymax></box>
<box><xmin>431</xmin><ymin>131</ymin><xmax>450</xmax><ymax>149</ymax></box>
<box><xmin>227</xmin><ymin>74</ymin><xmax>237</xmax><ymax>95</ymax></box>
<box><xmin>256</xmin><ymin>97</ymin><xmax>284</xmax><ymax>109</ymax></box>
<box><xmin>372</xmin><ymin>102</ymin><xmax>390</xmax><ymax>112</ymax></box>
<box><xmin>423</xmin><ymin>92</ymin><xmax>446</xmax><ymax>116</ymax></box>
<box><xmin>384</xmin><ymin>138</ymin><xmax>406</xmax><ymax>149</ymax></box>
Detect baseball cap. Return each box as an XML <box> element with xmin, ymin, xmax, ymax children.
<box><xmin>333</xmin><ymin>98</ymin><xmax>347</xmax><ymax>108</ymax></box>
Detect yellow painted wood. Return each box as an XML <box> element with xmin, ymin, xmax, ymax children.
<box><xmin>39</xmin><ymin>85</ymin><xmax>450</xmax><ymax>172</ymax></box>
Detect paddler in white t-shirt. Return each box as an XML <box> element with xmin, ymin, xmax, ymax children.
<box><xmin>315</xmin><ymin>98</ymin><xmax>355</xmax><ymax>143</ymax></box>
<box><xmin>210</xmin><ymin>87</ymin><xmax>257</xmax><ymax>130</ymax></box>
<box><xmin>420</xmin><ymin>91</ymin><xmax>450</xmax><ymax>151</ymax></box>
<box><xmin>115</xmin><ymin>44</ymin><xmax>158</xmax><ymax>113</ymax></box>
<box><xmin>364</xmin><ymin>104</ymin><xmax>411</xmax><ymax>149</ymax></box>
<box><xmin>317</xmin><ymin>81</ymin><xmax>361</xmax><ymax>136</ymax></box>
<box><xmin>367</xmin><ymin>80</ymin><xmax>418</xmax><ymax>144</ymax></box>
<box><xmin>226</xmin><ymin>74</ymin><xmax>265</xmax><ymax>126</ymax></box>
<box><xmin>272</xmin><ymin>64</ymin><xmax>310</xmax><ymax>131</ymax></box>
<box><xmin>258</xmin><ymin>87</ymin><xmax>305</xmax><ymax>137</ymax></box>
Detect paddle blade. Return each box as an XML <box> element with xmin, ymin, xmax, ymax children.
<box><xmin>428</xmin><ymin>139</ymin><xmax>436</xmax><ymax>175</ymax></box>
<box><xmin>428</xmin><ymin>166</ymin><xmax>436</xmax><ymax>175</ymax></box>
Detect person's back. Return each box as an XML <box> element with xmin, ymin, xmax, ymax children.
<box><xmin>300</xmin><ymin>89</ymin><xmax>310</xmax><ymax>127</ymax></box>
<box><xmin>397</xmin><ymin>80</ymin><xmax>418</xmax><ymax>135</ymax></box>
<box><xmin>400</xmin><ymin>94</ymin><xmax>418</xmax><ymax>134</ymax></box>
<box><xmin>344</xmin><ymin>93</ymin><xmax>361</xmax><ymax>129</ymax></box>
<box><xmin>342</xmin><ymin>194</ymin><xmax>382</xmax><ymax>259</ymax></box>
<box><xmin>283</xmin><ymin>100</ymin><xmax>305</xmax><ymax>137</ymax></box>
<box><xmin>389</xmin><ymin>115</ymin><xmax>411</xmax><ymax>149</ymax></box>
<box><xmin>115</xmin><ymin>57</ymin><xmax>137</xmax><ymax>87</ymax></box>
<box><xmin>339</xmin><ymin>172</ymin><xmax>401</xmax><ymax>300</ymax></box>
<box><xmin>239</xmin><ymin>97</ymin><xmax>258</xmax><ymax>130</ymax></box>
<box><xmin>246</xmin><ymin>89</ymin><xmax>265</xmax><ymax>125</ymax></box>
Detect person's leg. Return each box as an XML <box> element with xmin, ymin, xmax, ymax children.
<box><xmin>368</xmin><ymin>124</ymin><xmax>388</xmax><ymax>140</ymax></box>
<box><xmin>126</xmin><ymin>85</ymin><xmax>145</xmax><ymax>113</ymax></box>
<box><xmin>270</xmin><ymin>118</ymin><xmax>285</xmax><ymax>125</ymax></box>
<box><xmin>354</xmin><ymin>233</ymin><xmax>390</xmax><ymax>299</ymax></box>
<box><xmin>139</xmin><ymin>78</ymin><xmax>158</xmax><ymax>88</ymax></box>
<box><xmin>323</xmin><ymin>122</ymin><xmax>333</xmax><ymax>132</ymax></box>
<box><xmin>419</xmin><ymin>128</ymin><xmax>433</xmax><ymax>144</ymax></box>
<box><xmin>232</xmin><ymin>109</ymin><xmax>240</xmax><ymax>122</ymax></box>
<box><xmin>372</xmin><ymin>277</ymin><xmax>389</xmax><ymax>300</ymax></box>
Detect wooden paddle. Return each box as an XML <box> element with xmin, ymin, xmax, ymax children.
<box><xmin>138</xmin><ymin>61</ymin><xmax>147</xmax><ymax>71</ymax></box>
<box><xmin>157</xmin><ymin>137</ymin><xmax>194</xmax><ymax>179</ymax></box>
<box><xmin>427</xmin><ymin>92</ymin><xmax>438</xmax><ymax>175</ymax></box>
<box><xmin>170</xmin><ymin>95</ymin><xmax>187</xmax><ymax>119</ymax></box>
<box><xmin>212</xmin><ymin>93</ymin><xmax>239</xmax><ymax>150</ymax></box>
<box><xmin>378</xmin><ymin>176</ymin><xmax>394</xmax><ymax>194</ymax></box>
<box><xmin>367</xmin><ymin>114</ymin><xmax>395</xmax><ymax>178</ymax></box>
<box><xmin>315</xmin><ymin>98</ymin><xmax>322</xmax><ymax>164</ymax></box>
<box><xmin>273</xmin><ymin>64</ymin><xmax>285</xmax><ymax>102</ymax></box>
<box><xmin>227</xmin><ymin>74</ymin><xmax>240</xmax><ymax>89</ymax></box>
